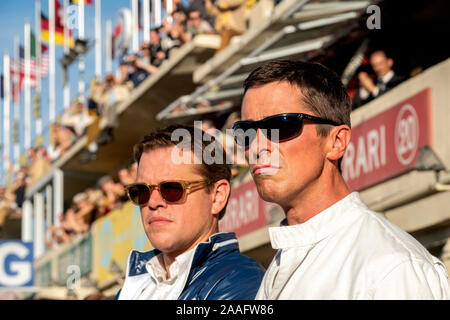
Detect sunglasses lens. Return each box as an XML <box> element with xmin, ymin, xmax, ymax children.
<box><xmin>233</xmin><ymin>116</ymin><xmax>303</xmax><ymax>147</ymax></box>
<box><xmin>128</xmin><ymin>184</ymin><xmax>150</xmax><ymax>205</ymax></box>
<box><xmin>264</xmin><ymin>116</ymin><xmax>302</xmax><ymax>141</ymax></box>
<box><xmin>160</xmin><ymin>182</ymin><xmax>185</xmax><ymax>202</ymax></box>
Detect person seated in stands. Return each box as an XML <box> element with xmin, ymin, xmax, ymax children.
<box><xmin>98</xmin><ymin>175</ymin><xmax>127</xmax><ymax>212</ymax></box>
<box><xmin>28</xmin><ymin>146</ymin><xmax>51</xmax><ymax>186</ymax></box>
<box><xmin>8</xmin><ymin>168</ymin><xmax>29</xmax><ymax>210</ymax></box>
<box><xmin>97</xmin><ymin>73</ymin><xmax>131</xmax><ymax>145</ymax></box>
<box><xmin>159</xmin><ymin>15</ymin><xmax>190</xmax><ymax>55</ymax></box>
<box><xmin>205</xmin><ymin>0</ymin><xmax>247</xmax><ymax>55</ymax></box>
<box><xmin>148</xmin><ymin>29</ymin><xmax>168</xmax><ymax>67</ymax></box>
<box><xmin>47</xmin><ymin>124</ymin><xmax>76</xmax><ymax>162</ymax></box>
<box><xmin>0</xmin><ymin>186</ymin><xmax>20</xmax><ymax>232</ymax></box>
<box><xmin>62</xmin><ymin>195</ymin><xmax>93</xmax><ymax>236</ymax></box>
<box><xmin>81</xmin><ymin>80</ymin><xmax>103</xmax><ymax>164</ymax></box>
<box><xmin>172</xmin><ymin>9</ymin><xmax>193</xmax><ymax>44</ymax></box>
<box><xmin>60</xmin><ymin>100</ymin><xmax>93</xmax><ymax>137</ymax></box>
<box><xmin>118</xmin><ymin>162</ymin><xmax>138</xmax><ymax>187</ymax></box>
<box><xmin>352</xmin><ymin>49</ymin><xmax>406</xmax><ymax>109</ymax></box>
<box><xmin>122</xmin><ymin>54</ymin><xmax>158</xmax><ymax>88</ymax></box>
<box><xmin>186</xmin><ymin>9</ymin><xmax>214</xmax><ymax>38</ymax></box>
<box><xmin>186</xmin><ymin>0</ymin><xmax>215</xmax><ymax>27</ymax></box>
<box><xmin>45</xmin><ymin>213</ymin><xmax>75</xmax><ymax>249</ymax></box>
<box><xmin>72</xmin><ymin>191</ymin><xmax>96</xmax><ymax>231</ymax></box>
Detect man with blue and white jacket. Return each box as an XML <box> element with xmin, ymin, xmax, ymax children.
<box><xmin>116</xmin><ymin>125</ymin><xmax>265</xmax><ymax>300</ymax></box>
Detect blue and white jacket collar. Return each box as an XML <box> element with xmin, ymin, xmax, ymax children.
<box><xmin>117</xmin><ymin>232</ymin><xmax>239</xmax><ymax>299</ymax></box>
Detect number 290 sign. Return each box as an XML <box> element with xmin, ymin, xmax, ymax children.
<box><xmin>0</xmin><ymin>241</ymin><xmax>34</xmax><ymax>288</ymax></box>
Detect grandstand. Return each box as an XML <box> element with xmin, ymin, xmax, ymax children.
<box><xmin>1</xmin><ymin>0</ymin><xmax>449</xmax><ymax>299</ymax></box>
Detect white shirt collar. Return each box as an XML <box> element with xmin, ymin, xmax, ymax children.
<box><xmin>146</xmin><ymin>247</ymin><xmax>195</xmax><ymax>283</ymax></box>
<box><xmin>379</xmin><ymin>70</ymin><xmax>394</xmax><ymax>84</ymax></box>
<box><xmin>269</xmin><ymin>192</ymin><xmax>365</xmax><ymax>249</ymax></box>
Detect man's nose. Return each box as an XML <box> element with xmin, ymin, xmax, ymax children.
<box><xmin>147</xmin><ymin>188</ymin><xmax>167</xmax><ymax>210</ymax></box>
<box><xmin>247</xmin><ymin>129</ymin><xmax>272</xmax><ymax>164</ymax></box>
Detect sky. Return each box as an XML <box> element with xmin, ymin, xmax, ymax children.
<box><xmin>0</xmin><ymin>0</ymin><xmax>136</xmax><ymax>184</ymax></box>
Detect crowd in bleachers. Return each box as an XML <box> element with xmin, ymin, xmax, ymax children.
<box><xmin>45</xmin><ymin>163</ymin><xmax>137</xmax><ymax>248</ymax></box>
<box><xmin>1</xmin><ymin>0</ymin><xmax>257</xmax><ymax>244</ymax></box>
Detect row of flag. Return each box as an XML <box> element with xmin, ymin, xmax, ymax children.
<box><xmin>1</xmin><ymin>0</ymin><xmax>94</xmax><ymax>101</ymax></box>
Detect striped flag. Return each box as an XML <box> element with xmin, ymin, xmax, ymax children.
<box><xmin>69</xmin><ymin>0</ymin><xmax>93</xmax><ymax>4</ymax></box>
<box><xmin>9</xmin><ymin>49</ymin><xmax>49</xmax><ymax>103</ymax></box>
<box><xmin>41</xmin><ymin>11</ymin><xmax>74</xmax><ymax>47</ymax></box>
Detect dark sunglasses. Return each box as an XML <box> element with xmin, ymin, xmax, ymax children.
<box><xmin>125</xmin><ymin>180</ymin><xmax>210</xmax><ymax>206</ymax></box>
<box><xmin>232</xmin><ymin>113</ymin><xmax>339</xmax><ymax>148</ymax></box>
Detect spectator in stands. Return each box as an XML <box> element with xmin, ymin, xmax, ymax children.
<box><xmin>186</xmin><ymin>0</ymin><xmax>215</xmax><ymax>27</ymax></box>
<box><xmin>81</xmin><ymin>79</ymin><xmax>103</xmax><ymax>164</ymax></box>
<box><xmin>186</xmin><ymin>9</ymin><xmax>214</xmax><ymax>38</ymax></box>
<box><xmin>28</xmin><ymin>147</ymin><xmax>51</xmax><ymax>186</ymax></box>
<box><xmin>121</xmin><ymin>54</ymin><xmax>157</xmax><ymax>88</ymax></box>
<box><xmin>47</xmin><ymin>124</ymin><xmax>76</xmax><ymax>162</ymax></box>
<box><xmin>97</xmin><ymin>73</ymin><xmax>132</xmax><ymax>145</ymax></box>
<box><xmin>46</xmin><ymin>213</ymin><xmax>75</xmax><ymax>248</ymax></box>
<box><xmin>98</xmin><ymin>175</ymin><xmax>127</xmax><ymax>213</ymax></box>
<box><xmin>172</xmin><ymin>9</ymin><xmax>192</xmax><ymax>44</ymax></box>
<box><xmin>148</xmin><ymin>29</ymin><xmax>167</xmax><ymax>67</ymax></box>
<box><xmin>159</xmin><ymin>15</ymin><xmax>190</xmax><ymax>55</ymax></box>
<box><xmin>60</xmin><ymin>100</ymin><xmax>93</xmax><ymax>137</ymax></box>
<box><xmin>352</xmin><ymin>49</ymin><xmax>406</xmax><ymax>109</ymax></box>
<box><xmin>118</xmin><ymin>162</ymin><xmax>138</xmax><ymax>186</ymax></box>
<box><xmin>73</xmin><ymin>192</ymin><xmax>96</xmax><ymax>230</ymax></box>
<box><xmin>116</xmin><ymin>125</ymin><xmax>265</xmax><ymax>299</ymax></box>
<box><xmin>0</xmin><ymin>186</ymin><xmax>17</xmax><ymax>231</ymax></box>
<box><xmin>83</xmin><ymin>188</ymin><xmax>109</xmax><ymax>222</ymax></box>
<box><xmin>80</xmin><ymin>73</ymin><xmax>132</xmax><ymax>163</ymax></box>
<box><xmin>205</xmin><ymin>0</ymin><xmax>247</xmax><ymax>55</ymax></box>
<box><xmin>8</xmin><ymin>168</ymin><xmax>28</xmax><ymax>209</ymax></box>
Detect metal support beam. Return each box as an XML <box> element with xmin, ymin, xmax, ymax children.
<box><xmin>22</xmin><ymin>200</ymin><xmax>33</xmax><ymax>242</ymax></box>
<box><xmin>53</xmin><ymin>169</ymin><xmax>64</xmax><ymax>228</ymax></box>
<box><xmin>34</xmin><ymin>193</ymin><xmax>45</xmax><ymax>258</ymax></box>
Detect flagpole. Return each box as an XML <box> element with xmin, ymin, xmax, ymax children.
<box><xmin>143</xmin><ymin>0</ymin><xmax>150</xmax><ymax>43</ymax></box>
<box><xmin>24</xmin><ymin>20</ymin><xmax>32</xmax><ymax>151</ymax></box>
<box><xmin>95</xmin><ymin>0</ymin><xmax>102</xmax><ymax>78</ymax></box>
<box><xmin>35</xmin><ymin>0</ymin><xmax>43</xmax><ymax>137</ymax></box>
<box><xmin>167</xmin><ymin>0</ymin><xmax>173</xmax><ymax>18</ymax></box>
<box><xmin>105</xmin><ymin>18</ymin><xmax>112</xmax><ymax>74</ymax></box>
<box><xmin>63</xmin><ymin>0</ymin><xmax>70</xmax><ymax>110</ymax></box>
<box><xmin>3</xmin><ymin>53</ymin><xmax>11</xmax><ymax>186</ymax></box>
<box><xmin>131</xmin><ymin>0</ymin><xmax>139</xmax><ymax>53</ymax></box>
<box><xmin>13</xmin><ymin>35</ymin><xmax>20</xmax><ymax>165</ymax></box>
<box><xmin>49</xmin><ymin>0</ymin><xmax>56</xmax><ymax>124</ymax></box>
<box><xmin>153</xmin><ymin>0</ymin><xmax>162</xmax><ymax>27</ymax></box>
<box><xmin>78</xmin><ymin>0</ymin><xmax>85</xmax><ymax>104</ymax></box>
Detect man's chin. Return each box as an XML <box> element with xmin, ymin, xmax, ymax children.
<box><xmin>254</xmin><ymin>181</ymin><xmax>281</xmax><ymax>204</ymax></box>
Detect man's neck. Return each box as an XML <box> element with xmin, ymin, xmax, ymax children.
<box><xmin>283</xmin><ymin>171</ymin><xmax>351</xmax><ymax>225</ymax></box>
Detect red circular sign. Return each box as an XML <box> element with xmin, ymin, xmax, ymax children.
<box><xmin>394</xmin><ymin>104</ymin><xmax>420</xmax><ymax>166</ymax></box>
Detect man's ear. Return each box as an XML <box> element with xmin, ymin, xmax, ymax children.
<box><xmin>326</xmin><ymin>125</ymin><xmax>351</xmax><ymax>162</ymax></box>
<box><xmin>210</xmin><ymin>179</ymin><xmax>231</xmax><ymax>216</ymax></box>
